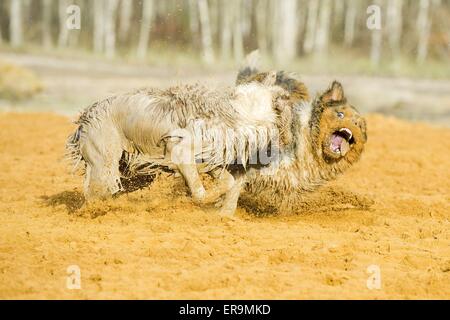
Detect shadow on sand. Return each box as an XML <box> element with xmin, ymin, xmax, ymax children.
<box><xmin>41</xmin><ymin>190</ymin><xmax>85</xmax><ymax>213</ymax></box>
<box><xmin>40</xmin><ymin>175</ymin><xmax>156</xmax><ymax>215</ymax></box>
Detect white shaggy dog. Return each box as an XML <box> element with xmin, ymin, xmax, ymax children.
<box><xmin>67</xmin><ymin>73</ymin><xmax>287</xmax><ymax>215</ymax></box>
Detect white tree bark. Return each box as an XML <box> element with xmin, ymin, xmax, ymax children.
<box><xmin>296</xmin><ymin>0</ymin><xmax>308</xmax><ymax>46</ymax></box>
<box><xmin>10</xmin><ymin>0</ymin><xmax>23</xmax><ymax>47</ymax></box>
<box><xmin>104</xmin><ymin>0</ymin><xmax>120</xmax><ymax>58</ymax></box>
<box><xmin>255</xmin><ymin>0</ymin><xmax>268</xmax><ymax>53</ymax></box>
<box><xmin>273</xmin><ymin>0</ymin><xmax>298</xmax><ymax>63</ymax></box>
<box><xmin>210</xmin><ymin>0</ymin><xmax>219</xmax><ymax>43</ymax></box>
<box><xmin>68</xmin><ymin>0</ymin><xmax>81</xmax><ymax>47</ymax></box>
<box><xmin>416</xmin><ymin>0</ymin><xmax>431</xmax><ymax>63</ymax></box>
<box><xmin>58</xmin><ymin>0</ymin><xmax>70</xmax><ymax>48</ymax></box>
<box><xmin>344</xmin><ymin>0</ymin><xmax>357</xmax><ymax>46</ymax></box>
<box><xmin>42</xmin><ymin>0</ymin><xmax>53</xmax><ymax>48</ymax></box>
<box><xmin>370</xmin><ymin>1</ymin><xmax>383</xmax><ymax>67</ymax></box>
<box><xmin>198</xmin><ymin>0</ymin><xmax>214</xmax><ymax>64</ymax></box>
<box><xmin>303</xmin><ymin>0</ymin><xmax>319</xmax><ymax>54</ymax></box>
<box><xmin>315</xmin><ymin>0</ymin><xmax>332</xmax><ymax>55</ymax></box>
<box><xmin>232</xmin><ymin>0</ymin><xmax>244</xmax><ymax>62</ymax></box>
<box><xmin>119</xmin><ymin>0</ymin><xmax>133</xmax><ymax>42</ymax></box>
<box><xmin>137</xmin><ymin>0</ymin><xmax>154</xmax><ymax>59</ymax></box>
<box><xmin>241</xmin><ymin>0</ymin><xmax>253</xmax><ymax>38</ymax></box>
<box><xmin>93</xmin><ymin>0</ymin><xmax>105</xmax><ymax>53</ymax></box>
<box><xmin>387</xmin><ymin>0</ymin><xmax>403</xmax><ymax>57</ymax></box>
<box><xmin>0</xmin><ymin>1</ymin><xmax>3</xmax><ymax>45</ymax></box>
<box><xmin>370</xmin><ymin>28</ymin><xmax>382</xmax><ymax>67</ymax></box>
<box><xmin>220</xmin><ymin>0</ymin><xmax>232</xmax><ymax>60</ymax></box>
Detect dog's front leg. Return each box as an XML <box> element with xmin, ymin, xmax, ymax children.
<box><xmin>162</xmin><ymin>132</ymin><xmax>208</xmax><ymax>203</ymax></box>
<box><xmin>178</xmin><ymin>166</ymin><xmax>236</xmax><ymax>205</ymax></box>
<box><xmin>162</xmin><ymin>132</ymin><xmax>238</xmax><ymax>207</ymax></box>
<box><xmin>177</xmin><ymin>163</ymin><xmax>208</xmax><ymax>202</ymax></box>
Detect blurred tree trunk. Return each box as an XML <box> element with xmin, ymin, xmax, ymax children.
<box><xmin>0</xmin><ymin>0</ymin><xmax>3</xmax><ymax>44</ymax></box>
<box><xmin>232</xmin><ymin>0</ymin><xmax>244</xmax><ymax>62</ymax></box>
<box><xmin>333</xmin><ymin>0</ymin><xmax>345</xmax><ymax>31</ymax></box>
<box><xmin>344</xmin><ymin>0</ymin><xmax>357</xmax><ymax>46</ymax></box>
<box><xmin>198</xmin><ymin>0</ymin><xmax>214</xmax><ymax>64</ymax></box>
<box><xmin>416</xmin><ymin>0</ymin><xmax>431</xmax><ymax>63</ymax></box>
<box><xmin>387</xmin><ymin>0</ymin><xmax>403</xmax><ymax>57</ymax></box>
<box><xmin>104</xmin><ymin>0</ymin><xmax>119</xmax><ymax>58</ymax></box>
<box><xmin>370</xmin><ymin>1</ymin><xmax>383</xmax><ymax>67</ymax></box>
<box><xmin>42</xmin><ymin>0</ymin><xmax>53</xmax><ymax>49</ymax></box>
<box><xmin>273</xmin><ymin>0</ymin><xmax>298</xmax><ymax>63</ymax></box>
<box><xmin>188</xmin><ymin>0</ymin><xmax>199</xmax><ymax>37</ymax></box>
<box><xmin>119</xmin><ymin>0</ymin><xmax>133</xmax><ymax>42</ymax></box>
<box><xmin>315</xmin><ymin>0</ymin><xmax>332</xmax><ymax>55</ymax></box>
<box><xmin>210</xmin><ymin>0</ymin><xmax>219</xmax><ymax>45</ymax></box>
<box><xmin>296</xmin><ymin>0</ymin><xmax>308</xmax><ymax>49</ymax></box>
<box><xmin>58</xmin><ymin>0</ymin><xmax>69</xmax><ymax>48</ymax></box>
<box><xmin>220</xmin><ymin>0</ymin><xmax>232</xmax><ymax>60</ymax></box>
<box><xmin>270</xmin><ymin>0</ymin><xmax>278</xmax><ymax>58</ymax></box>
<box><xmin>303</xmin><ymin>0</ymin><xmax>319</xmax><ymax>54</ymax></box>
<box><xmin>241</xmin><ymin>0</ymin><xmax>252</xmax><ymax>39</ymax></box>
<box><xmin>137</xmin><ymin>0</ymin><xmax>154</xmax><ymax>59</ymax></box>
<box><xmin>93</xmin><ymin>0</ymin><xmax>105</xmax><ymax>53</ymax></box>
<box><xmin>10</xmin><ymin>0</ymin><xmax>23</xmax><ymax>47</ymax></box>
<box><xmin>255</xmin><ymin>0</ymin><xmax>268</xmax><ymax>53</ymax></box>
<box><xmin>68</xmin><ymin>0</ymin><xmax>81</xmax><ymax>48</ymax></box>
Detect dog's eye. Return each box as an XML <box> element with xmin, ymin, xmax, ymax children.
<box><xmin>337</xmin><ymin>112</ymin><xmax>344</xmax><ymax>119</ymax></box>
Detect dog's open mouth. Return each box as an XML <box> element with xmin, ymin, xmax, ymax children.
<box><xmin>330</xmin><ymin>128</ymin><xmax>354</xmax><ymax>156</ymax></box>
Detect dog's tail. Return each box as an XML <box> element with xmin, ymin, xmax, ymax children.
<box><xmin>65</xmin><ymin>125</ymin><xmax>84</xmax><ymax>173</ymax></box>
<box><xmin>236</xmin><ymin>50</ymin><xmax>261</xmax><ymax>85</ymax></box>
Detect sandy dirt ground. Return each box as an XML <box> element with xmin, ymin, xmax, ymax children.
<box><xmin>0</xmin><ymin>112</ymin><xmax>449</xmax><ymax>299</ymax></box>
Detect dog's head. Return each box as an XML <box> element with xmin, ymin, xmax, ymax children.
<box><xmin>310</xmin><ymin>81</ymin><xmax>367</xmax><ymax>166</ymax></box>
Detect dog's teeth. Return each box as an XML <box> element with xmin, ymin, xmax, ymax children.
<box><xmin>340</xmin><ymin>128</ymin><xmax>353</xmax><ymax>139</ymax></box>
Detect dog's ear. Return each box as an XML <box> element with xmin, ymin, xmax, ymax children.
<box><xmin>262</xmin><ymin>70</ymin><xmax>277</xmax><ymax>86</ymax></box>
<box><xmin>320</xmin><ymin>81</ymin><xmax>345</xmax><ymax>104</ymax></box>
<box><xmin>236</xmin><ymin>50</ymin><xmax>261</xmax><ymax>85</ymax></box>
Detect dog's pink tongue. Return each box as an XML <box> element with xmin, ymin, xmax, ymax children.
<box><xmin>331</xmin><ymin>134</ymin><xmax>343</xmax><ymax>149</ymax></box>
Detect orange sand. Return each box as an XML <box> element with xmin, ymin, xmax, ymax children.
<box><xmin>0</xmin><ymin>112</ymin><xmax>449</xmax><ymax>299</ymax></box>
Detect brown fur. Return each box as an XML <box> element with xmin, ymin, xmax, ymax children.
<box><xmin>234</xmin><ymin>58</ymin><xmax>367</xmax><ymax>213</ymax></box>
<box><xmin>243</xmin><ymin>81</ymin><xmax>367</xmax><ymax>213</ymax></box>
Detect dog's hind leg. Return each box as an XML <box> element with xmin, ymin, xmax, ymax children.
<box><xmin>81</xmin><ymin>123</ymin><xmax>124</xmax><ymax>201</ymax></box>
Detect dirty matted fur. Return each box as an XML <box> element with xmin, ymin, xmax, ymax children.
<box><xmin>236</xmin><ymin>52</ymin><xmax>367</xmax><ymax>212</ymax></box>
<box><xmin>67</xmin><ymin>80</ymin><xmax>287</xmax><ymax>215</ymax></box>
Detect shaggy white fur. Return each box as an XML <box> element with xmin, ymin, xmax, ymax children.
<box><xmin>66</xmin><ymin>81</ymin><xmax>288</xmax><ymax>214</ymax></box>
